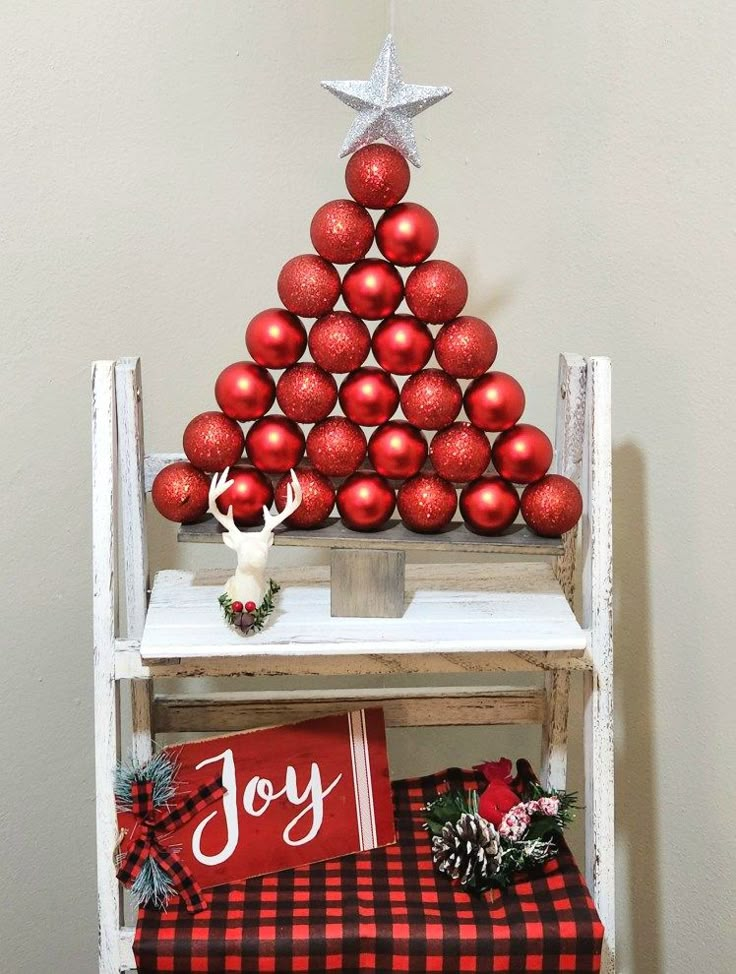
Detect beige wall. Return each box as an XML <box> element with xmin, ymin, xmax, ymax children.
<box><xmin>2</xmin><ymin>2</ymin><xmax>735</xmax><ymax>971</ymax></box>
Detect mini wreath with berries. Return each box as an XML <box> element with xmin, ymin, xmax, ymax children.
<box><xmin>424</xmin><ymin>758</ymin><xmax>577</xmax><ymax>895</ymax></box>
<box><xmin>218</xmin><ymin>579</ymin><xmax>280</xmax><ymax>635</ymax></box>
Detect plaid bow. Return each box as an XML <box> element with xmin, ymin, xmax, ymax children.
<box><xmin>117</xmin><ymin>775</ymin><xmax>226</xmax><ymax>913</ymax></box>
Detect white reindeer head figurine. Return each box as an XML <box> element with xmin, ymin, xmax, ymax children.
<box><xmin>208</xmin><ymin>467</ymin><xmax>303</xmax><ymax>609</ymax></box>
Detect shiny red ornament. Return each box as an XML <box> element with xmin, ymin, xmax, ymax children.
<box><xmin>310</xmin><ymin>199</ymin><xmax>374</xmax><ymax>264</ymax></box>
<box><xmin>400</xmin><ymin>369</ymin><xmax>463</xmax><ymax>430</ymax></box>
<box><xmin>339</xmin><ymin>367</ymin><xmax>400</xmax><ymax>426</ymax></box>
<box><xmin>404</xmin><ymin>260</ymin><xmax>468</xmax><ymax>323</ymax></box>
<box><xmin>308</xmin><ymin>311</ymin><xmax>371</xmax><ymax>374</ymax></box>
<box><xmin>491</xmin><ymin>424</ymin><xmax>553</xmax><ymax>484</ymax></box>
<box><xmin>151</xmin><ymin>461</ymin><xmax>210</xmax><ymax>523</ymax></box>
<box><xmin>277</xmin><ymin>255</ymin><xmax>341</xmax><ymax>318</ymax></box>
<box><xmin>183</xmin><ymin>411</ymin><xmax>244</xmax><ymax>472</ymax></box>
<box><xmin>215</xmin><ymin>464</ymin><xmax>274</xmax><ymax>527</ymax></box>
<box><xmin>429</xmin><ymin>422</ymin><xmax>492</xmax><ymax>483</ymax></box>
<box><xmin>371</xmin><ymin>315</ymin><xmax>433</xmax><ymax>375</ymax></box>
<box><xmin>245</xmin><ymin>308</ymin><xmax>307</xmax><ymax>369</ymax></box>
<box><xmin>274</xmin><ymin>467</ymin><xmax>336</xmax><ymax>529</ymax></box>
<box><xmin>345</xmin><ymin>144</ymin><xmax>411</xmax><ymax>209</ymax></box>
<box><xmin>520</xmin><ymin>474</ymin><xmax>583</xmax><ymax>537</ymax></box>
<box><xmin>244</xmin><ymin>601</ymin><xmax>256</xmax><ymax>612</ymax></box>
<box><xmin>276</xmin><ymin>363</ymin><xmax>338</xmax><ymax>423</ymax></box>
<box><xmin>341</xmin><ymin>259</ymin><xmax>404</xmax><ymax>320</ymax></box>
<box><xmin>460</xmin><ymin>476</ymin><xmax>520</xmax><ymax>535</ymax></box>
<box><xmin>464</xmin><ymin>372</ymin><xmax>525</xmax><ymax>432</ymax></box>
<box><xmin>397</xmin><ymin>473</ymin><xmax>457</xmax><ymax>533</ymax></box>
<box><xmin>435</xmin><ymin>316</ymin><xmax>498</xmax><ymax>379</ymax></box>
<box><xmin>336</xmin><ymin>472</ymin><xmax>396</xmax><ymax>531</ymax></box>
<box><xmin>245</xmin><ymin>415</ymin><xmax>305</xmax><ymax>475</ymax></box>
<box><xmin>231</xmin><ymin>601</ymin><xmax>244</xmax><ymax>613</ymax></box>
<box><xmin>368</xmin><ymin>421</ymin><xmax>428</xmax><ymax>479</ymax></box>
<box><xmin>307</xmin><ymin>417</ymin><xmax>367</xmax><ymax>477</ymax></box>
<box><xmin>215</xmin><ymin>361</ymin><xmax>275</xmax><ymax>422</ymax></box>
<box><xmin>375</xmin><ymin>202</ymin><xmax>439</xmax><ymax>266</ymax></box>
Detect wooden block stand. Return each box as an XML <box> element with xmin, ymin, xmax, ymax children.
<box><xmin>93</xmin><ymin>354</ymin><xmax>615</xmax><ymax>973</ymax></box>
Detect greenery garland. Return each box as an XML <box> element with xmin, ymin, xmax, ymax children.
<box><xmin>218</xmin><ymin>579</ymin><xmax>280</xmax><ymax>634</ymax></box>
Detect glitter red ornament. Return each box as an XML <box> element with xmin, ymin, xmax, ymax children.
<box><xmin>491</xmin><ymin>424</ymin><xmax>553</xmax><ymax>484</ymax></box>
<box><xmin>310</xmin><ymin>199</ymin><xmax>374</xmax><ymax>264</ymax></box>
<box><xmin>306</xmin><ymin>417</ymin><xmax>367</xmax><ymax>477</ymax></box>
<box><xmin>368</xmin><ymin>421</ymin><xmax>428</xmax><ymax>479</ymax></box>
<box><xmin>429</xmin><ymin>422</ymin><xmax>492</xmax><ymax>483</ymax></box>
<box><xmin>337</xmin><ymin>472</ymin><xmax>396</xmax><ymax>531</ymax></box>
<box><xmin>277</xmin><ymin>254</ymin><xmax>341</xmax><ymax>318</ymax></box>
<box><xmin>460</xmin><ymin>476</ymin><xmax>520</xmax><ymax>535</ymax></box>
<box><xmin>151</xmin><ymin>461</ymin><xmax>210</xmax><ymax>523</ymax></box>
<box><xmin>375</xmin><ymin>202</ymin><xmax>439</xmax><ymax>266</ymax></box>
<box><xmin>215</xmin><ymin>361</ymin><xmax>275</xmax><ymax>422</ymax></box>
<box><xmin>342</xmin><ymin>259</ymin><xmax>404</xmax><ymax>320</ymax></box>
<box><xmin>464</xmin><ymin>372</ymin><xmax>525</xmax><ymax>432</ymax></box>
<box><xmin>245</xmin><ymin>415</ymin><xmax>305</xmax><ymax>475</ymax></box>
<box><xmin>405</xmin><ymin>260</ymin><xmax>468</xmax><ymax>323</ymax></box>
<box><xmin>339</xmin><ymin>367</ymin><xmax>400</xmax><ymax>426</ymax></box>
<box><xmin>520</xmin><ymin>474</ymin><xmax>583</xmax><ymax>537</ymax></box>
<box><xmin>274</xmin><ymin>467</ymin><xmax>336</xmax><ymax>529</ymax></box>
<box><xmin>435</xmin><ymin>316</ymin><xmax>498</xmax><ymax>379</ymax></box>
<box><xmin>245</xmin><ymin>308</ymin><xmax>307</xmax><ymax>369</ymax></box>
<box><xmin>215</xmin><ymin>464</ymin><xmax>274</xmax><ymax>527</ymax></box>
<box><xmin>345</xmin><ymin>144</ymin><xmax>411</xmax><ymax>209</ymax></box>
<box><xmin>397</xmin><ymin>473</ymin><xmax>457</xmax><ymax>533</ymax></box>
<box><xmin>308</xmin><ymin>311</ymin><xmax>371</xmax><ymax>373</ymax></box>
<box><xmin>183</xmin><ymin>411</ymin><xmax>244</xmax><ymax>472</ymax></box>
<box><xmin>400</xmin><ymin>369</ymin><xmax>463</xmax><ymax>430</ymax></box>
<box><xmin>276</xmin><ymin>363</ymin><xmax>338</xmax><ymax>423</ymax></box>
<box><xmin>371</xmin><ymin>315</ymin><xmax>433</xmax><ymax>375</ymax></box>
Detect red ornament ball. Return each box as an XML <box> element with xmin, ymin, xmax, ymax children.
<box><xmin>245</xmin><ymin>308</ymin><xmax>307</xmax><ymax>369</ymax></box>
<box><xmin>245</xmin><ymin>601</ymin><xmax>257</xmax><ymax>613</ymax></box>
<box><xmin>276</xmin><ymin>363</ymin><xmax>338</xmax><ymax>423</ymax></box>
<box><xmin>429</xmin><ymin>422</ymin><xmax>492</xmax><ymax>483</ymax></box>
<box><xmin>460</xmin><ymin>476</ymin><xmax>520</xmax><ymax>535</ymax></box>
<box><xmin>435</xmin><ymin>316</ymin><xmax>498</xmax><ymax>379</ymax></box>
<box><xmin>215</xmin><ymin>361</ymin><xmax>275</xmax><ymax>422</ymax></box>
<box><xmin>152</xmin><ymin>461</ymin><xmax>210</xmax><ymax>523</ymax></box>
<box><xmin>337</xmin><ymin>472</ymin><xmax>396</xmax><ymax>531</ymax></box>
<box><xmin>307</xmin><ymin>417</ymin><xmax>367</xmax><ymax>477</ymax></box>
<box><xmin>215</xmin><ymin>464</ymin><xmax>274</xmax><ymax>526</ymax></box>
<box><xmin>400</xmin><ymin>369</ymin><xmax>463</xmax><ymax>430</ymax></box>
<box><xmin>345</xmin><ymin>144</ymin><xmax>411</xmax><ymax>209</ymax></box>
<box><xmin>491</xmin><ymin>423</ymin><xmax>553</xmax><ymax>484</ymax></box>
<box><xmin>339</xmin><ymin>367</ymin><xmax>400</xmax><ymax>426</ymax></box>
<box><xmin>275</xmin><ymin>467</ymin><xmax>336</xmax><ymax>529</ymax></box>
<box><xmin>520</xmin><ymin>474</ymin><xmax>583</xmax><ymax>537</ymax></box>
<box><xmin>245</xmin><ymin>415</ymin><xmax>305</xmax><ymax>474</ymax></box>
<box><xmin>231</xmin><ymin>601</ymin><xmax>244</xmax><ymax>613</ymax></box>
<box><xmin>464</xmin><ymin>372</ymin><xmax>525</xmax><ymax>432</ymax></box>
<box><xmin>277</xmin><ymin>255</ymin><xmax>341</xmax><ymax>318</ymax></box>
<box><xmin>375</xmin><ymin>202</ymin><xmax>439</xmax><ymax>266</ymax></box>
<box><xmin>405</xmin><ymin>260</ymin><xmax>468</xmax><ymax>323</ymax></box>
<box><xmin>310</xmin><ymin>199</ymin><xmax>374</xmax><ymax>264</ymax></box>
<box><xmin>183</xmin><ymin>411</ymin><xmax>244</xmax><ymax>472</ymax></box>
<box><xmin>342</xmin><ymin>259</ymin><xmax>404</xmax><ymax>320</ymax></box>
<box><xmin>308</xmin><ymin>311</ymin><xmax>371</xmax><ymax>374</ymax></box>
<box><xmin>368</xmin><ymin>421</ymin><xmax>428</xmax><ymax>479</ymax></box>
<box><xmin>397</xmin><ymin>473</ymin><xmax>457</xmax><ymax>533</ymax></box>
<box><xmin>371</xmin><ymin>315</ymin><xmax>433</xmax><ymax>375</ymax></box>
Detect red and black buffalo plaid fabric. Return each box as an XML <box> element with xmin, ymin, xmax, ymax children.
<box><xmin>135</xmin><ymin>767</ymin><xmax>603</xmax><ymax>973</ymax></box>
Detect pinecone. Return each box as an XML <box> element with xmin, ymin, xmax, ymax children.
<box><xmin>431</xmin><ymin>812</ymin><xmax>502</xmax><ymax>890</ymax></box>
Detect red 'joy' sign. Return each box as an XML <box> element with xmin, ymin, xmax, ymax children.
<box><xmin>119</xmin><ymin>709</ymin><xmax>395</xmax><ymax>890</ymax></box>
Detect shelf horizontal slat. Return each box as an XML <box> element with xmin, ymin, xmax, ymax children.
<box><xmin>178</xmin><ymin>515</ymin><xmax>563</xmax><ymax>555</ymax></box>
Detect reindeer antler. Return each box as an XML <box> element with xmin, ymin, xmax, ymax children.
<box><xmin>208</xmin><ymin>468</ymin><xmax>239</xmax><ymax>541</ymax></box>
<box><xmin>260</xmin><ymin>469</ymin><xmax>303</xmax><ymax>538</ymax></box>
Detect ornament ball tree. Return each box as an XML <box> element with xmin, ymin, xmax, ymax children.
<box><xmin>153</xmin><ymin>35</ymin><xmax>582</xmax><ymax>540</ymax></box>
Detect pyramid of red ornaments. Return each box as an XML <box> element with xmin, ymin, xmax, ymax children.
<box><xmin>152</xmin><ymin>143</ymin><xmax>582</xmax><ymax>538</ymax></box>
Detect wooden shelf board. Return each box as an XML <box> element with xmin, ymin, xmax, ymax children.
<box><xmin>178</xmin><ymin>515</ymin><xmax>563</xmax><ymax>555</ymax></box>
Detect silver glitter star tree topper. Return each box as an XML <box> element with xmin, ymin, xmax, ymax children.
<box><xmin>322</xmin><ymin>34</ymin><xmax>451</xmax><ymax>167</ymax></box>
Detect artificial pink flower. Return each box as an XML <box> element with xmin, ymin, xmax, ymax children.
<box><xmin>537</xmin><ymin>796</ymin><xmax>560</xmax><ymax>817</ymax></box>
<box><xmin>499</xmin><ymin>804</ymin><xmax>532</xmax><ymax>841</ymax></box>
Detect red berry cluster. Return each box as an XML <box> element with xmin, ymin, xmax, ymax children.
<box><xmin>152</xmin><ymin>144</ymin><xmax>582</xmax><ymax>538</ymax></box>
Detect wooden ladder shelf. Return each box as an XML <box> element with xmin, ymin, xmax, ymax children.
<box><xmin>92</xmin><ymin>353</ymin><xmax>614</xmax><ymax>973</ymax></box>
